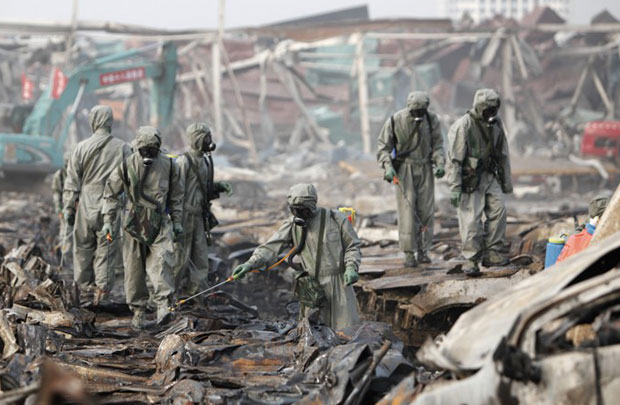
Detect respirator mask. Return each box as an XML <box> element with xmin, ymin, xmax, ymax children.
<box><xmin>411</xmin><ymin>108</ymin><xmax>426</xmax><ymax>123</ymax></box>
<box><xmin>138</xmin><ymin>147</ymin><xmax>159</xmax><ymax>166</ymax></box>
<box><xmin>482</xmin><ymin>106</ymin><xmax>499</xmax><ymax>126</ymax></box>
<box><xmin>201</xmin><ymin>135</ymin><xmax>217</xmax><ymax>153</ymax></box>
<box><xmin>290</xmin><ymin>205</ymin><xmax>314</xmax><ymax>222</ymax></box>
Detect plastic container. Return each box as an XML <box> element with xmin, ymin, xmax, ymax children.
<box><xmin>545</xmin><ymin>236</ymin><xmax>566</xmax><ymax>268</ymax></box>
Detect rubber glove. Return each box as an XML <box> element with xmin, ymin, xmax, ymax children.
<box><xmin>101</xmin><ymin>223</ymin><xmax>114</xmax><ymax>240</ymax></box>
<box><xmin>384</xmin><ymin>167</ymin><xmax>397</xmax><ymax>183</ymax></box>
<box><xmin>232</xmin><ymin>262</ymin><xmax>253</xmax><ymax>279</ymax></box>
<box><xmin>450</xmin><ymin>191</ymin><xmax>462</xmax><ymax>208</ymax></box>
<box><xmin>173</xmin><ymin>223</ymin><xmax>184</xmax><ymax>242</ymax></box>
<box><xmin>64</xmin><ymin>209</ymin><xmax>75</xmax><ymax>226</ymax></box>
<box><xmin>501</xmin><ymin>184</ymin><xmax>513</xmax><ymax>194</ymax></box>
<box><xmin>434</xmin><ymin>166</ymin><xmax>445</xmax><ymax>178</ymax></box>
<box><xmin>344</xmin><ymin>266</ymin><xmax>359</xmax><ymax>286</ymax></box>
<box><xmin>218</xmin><ymin>182</ymin><xmax>233</xmax><ymax>196</ymax></box>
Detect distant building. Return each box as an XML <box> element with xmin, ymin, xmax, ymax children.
<box><xmin>440</xmin><ymin>0</ymin><xmax>570</xmax><ymax>23</ymax></box>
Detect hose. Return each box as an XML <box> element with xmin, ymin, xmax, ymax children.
<box><xmin>287</xmin><ymin>218</ymin><xmax>308</xmax><ymax>272</ymax></box>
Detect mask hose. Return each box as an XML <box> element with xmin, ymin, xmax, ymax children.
<box><xmin>287</xmin><ymin>218</ymin><xmax>308</xmax><ymax>271</ymax></box>
<box><xmin>138</xmin><ymin>164</ymin><xmax>161</xmax><ymax>211</ymax></box>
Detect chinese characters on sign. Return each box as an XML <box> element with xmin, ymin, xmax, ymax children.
<box><xmin>51</xmin><ymin>68</ymin><xmax>67</xmax><ymax>99</ymax></box>
<box><xmin>21</xmin><ymin>74</ymin><xmax>34</xmax><ymax>101</ymax></box>
<box><xmin>99</xmin><ymin>67</ymin><xmax>146</xmax><ymax>86</ymax></box>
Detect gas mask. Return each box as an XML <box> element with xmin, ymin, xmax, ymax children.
<box><xmin>482</xmin><ymin>106</ymin><xmax>499</xmax><ymax>125</ymax></box>
<box><xmin>411</xmin><ymin>108</ymin><xmax>426</xmax><ymax>123</ymax></box>
<box><xmin>293</xmin><ymin>216</ymin><xmax>308</xmax><ymax>228</ymax></box>
<box><xmin>287</xmin><ymin>215</ymin><xmax>309</xmax><ymax>271</ymax></box>
<box><xmin>138</xmin><ymin>147</ymin><xmax>159</xmax><ymax>166</ymax></box>
<box><xmin>201</xmin><ymin>135</ymin><xmax>217</xmax><ymax>153</ymax></box>
<box><xmin>290</xmin><ymin>205</ymin><xmax>314</xmax><ymax>221</ymax></box>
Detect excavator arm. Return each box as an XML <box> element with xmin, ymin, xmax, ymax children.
<box><xmin>0</xmin><ymin>41</ymin><xmax>177</xmax><ymax>186</ymax></box>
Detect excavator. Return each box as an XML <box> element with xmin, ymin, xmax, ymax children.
<box><xmin>0</xmin><ymin>41</ymin><xmax>177</xmax><ymax>190</ymax></box>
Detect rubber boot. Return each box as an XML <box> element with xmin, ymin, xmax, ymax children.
<box><xmin>417</xmin><ymin>251</ymin><xmax>431</xmax><ymax>264</ymax></box>
<box><xmin>404</xmin><ymin>252</ymin><xmax>418</xmax><ymax>268</ymax></box>
<box><xmin>463</xmin><ymin>259</ymin><xmax>481</xmax><ymax>277</ymax></box>
<box><xmin>131</xmin><ymin>309</ymin><xmax>146</xmax><ymax>330</ymax></box>
<box><xmin>482</xmin><ymin>250</ymin><xmax>510</xmax><ymax>267</ymax></box>
<box><xmin>157</xmin><ymin>305</ymin><xmax>173</xmax><ymax>326</ymax></box>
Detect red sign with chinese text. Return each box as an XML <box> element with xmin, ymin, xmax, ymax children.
<box><xmin>99</xmin><ymin>67</ymin><xmax>146</xmax><ymax>86</ymax></box>
<box><xmin>51</xmin><ymin>68</ymin><xmax>67</xmax><ymax>99</ymax></box>
<box><xmin>21</xmin><ymin>74</ymin><xmax>35</xmax><ymax>101</ymax></box>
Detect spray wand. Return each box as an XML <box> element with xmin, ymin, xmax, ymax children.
<box><xmin>169</xmin><ymin>244</ymin><xmax>298</xmax><ymax>312</ymax></box>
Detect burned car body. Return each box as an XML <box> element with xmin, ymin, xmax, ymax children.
<box><xmin>410</xmin><ymin>231</ymin><xmax>620</xmax><ymax>404</ymax></box>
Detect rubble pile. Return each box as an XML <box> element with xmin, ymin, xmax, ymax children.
<box><xmin>0</xmin><ymin>235</ymin><xmax>417</xmax><ymax>404</ymax></box>
<box><xmin>0</xmin><ymin>192</ymin><xmax>58</xmax><ymax>264</ymax></box>
<box><xmin>0</xmin><ymin>164</ymin><xmax>589</xmax><ymax>403</ymax></box>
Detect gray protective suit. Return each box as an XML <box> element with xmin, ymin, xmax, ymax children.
<box><xmin>63</xmin><ymin>106</ymin><xmax>130</xmax><ymax>291</ymax></box>
<box><xmin>377</xmin><ymin>91</ymin><xmax>445</xmax><ymax>253</ymax></box>
<box><xmin>52</xmin><ymin>159</ymin><xmax>67</xmax><ymax>214</ymax></box>
<box><xmin>52</xmin><ymin>154</ymin><xmax>73</xmax><ymax>256</ymax></box>
<box><xmin>174</xmin><ymin>124</ymin><xmax>227</xmax><ymax>296</ymax></box>
<box><xmin>446</xmin><ymin>89</ymin><xmax>513</xmax><ymax>260</ymax></box>
<box><xmin>245</xmin><ymin>184</ymin><xmax>361</xmax><ymax>330</ymax></box>
<box><xmin>102</xmin><ymin>127</ymin><xmax>184</xmax><ymax>313</ymax></box>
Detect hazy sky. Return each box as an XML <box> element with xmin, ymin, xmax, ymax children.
<box><xmin>3</xmin><ymin>0</ymin><xmax>620</xmax><ymax>29</ymax></box>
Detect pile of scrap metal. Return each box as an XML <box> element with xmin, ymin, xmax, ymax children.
<box><xmin>353</xmin><ymin>211</ymin><xmax>540</xmax><ymax>348</ymax></box>
<box><xmin>0</xmin><ymin>192</ymin><xmax>58</xmax><ymax>263</ymax></box>
<box><xmin>377</xmin><ymin>192</ymin><xmax>620</xmax><ymax>404</ymax></box>
<box><xmin>0</xmin><ymin>242</ymin><xmax>414</xmax><ymax>404</ymax></box>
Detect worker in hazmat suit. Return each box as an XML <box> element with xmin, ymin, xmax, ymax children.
<box><xmin>102</xmin><ymin>126</ymin><xmax>183</xmax><ymax>329</ymax></box>
<box><xmin>174</xmin><ymin>123</ymin><xmax>232</xmax><ymax>300</ymax></box>
<box><xmin>377</xmin><ymin>91</ymin><xmax>445</xmax><ymax>267</ymax></box>
<box><xmin>52</xmin><ymin>152</ymin><xmax>73</xmax><ymax>261</ymax></box>
<box><xmin>63</xmin><ymin>105</ymin><xmax>130</xmax><ymax>300</ymax></box>
<box><xmin>232</xmin><ymin>183</ymin><xmax>361</xmax><ymax>330</ymax></box>
<box><xmin>446</xmin><ymin>89</ymin><xmax>513</xmax><ymax>275</ymax></box>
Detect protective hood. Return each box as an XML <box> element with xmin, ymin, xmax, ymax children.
<box><xmin>89</xmin><ymin>105</ymin><xmax>113</xmax><ymax>133</ymax></box>
<box><xmin>186</xmin><ymin>122</ymin><xmax>211</xmax><ymax>152</ymax></box>
<box><xmin>589</xmin><ymin>192</ymin><xmax>612</xmax><ymax>218</ymax></box>
<box><xmin>472</xmin><ymin>88</ymin><xmax>501</xmax><ymax>118</ymax></box>
<box><xmin>406</xmin><ymin>91</ymin><xmax>430</xmax><ymax>111</ymax></box>
<box><xmin>134</xmin><ymin>126</ymin><xmax>162</xmax><ymax>149</ymax></box>
<box><xmin>287</xmin><ymin>183</ymin><xmax>318</xmax><ymax>211</ymax></box>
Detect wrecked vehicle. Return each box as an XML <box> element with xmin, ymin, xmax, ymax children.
<box><xmin>403</xmin><ymin>230</ymin><xmax>620</xmax><ymax>404</ymax></box>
